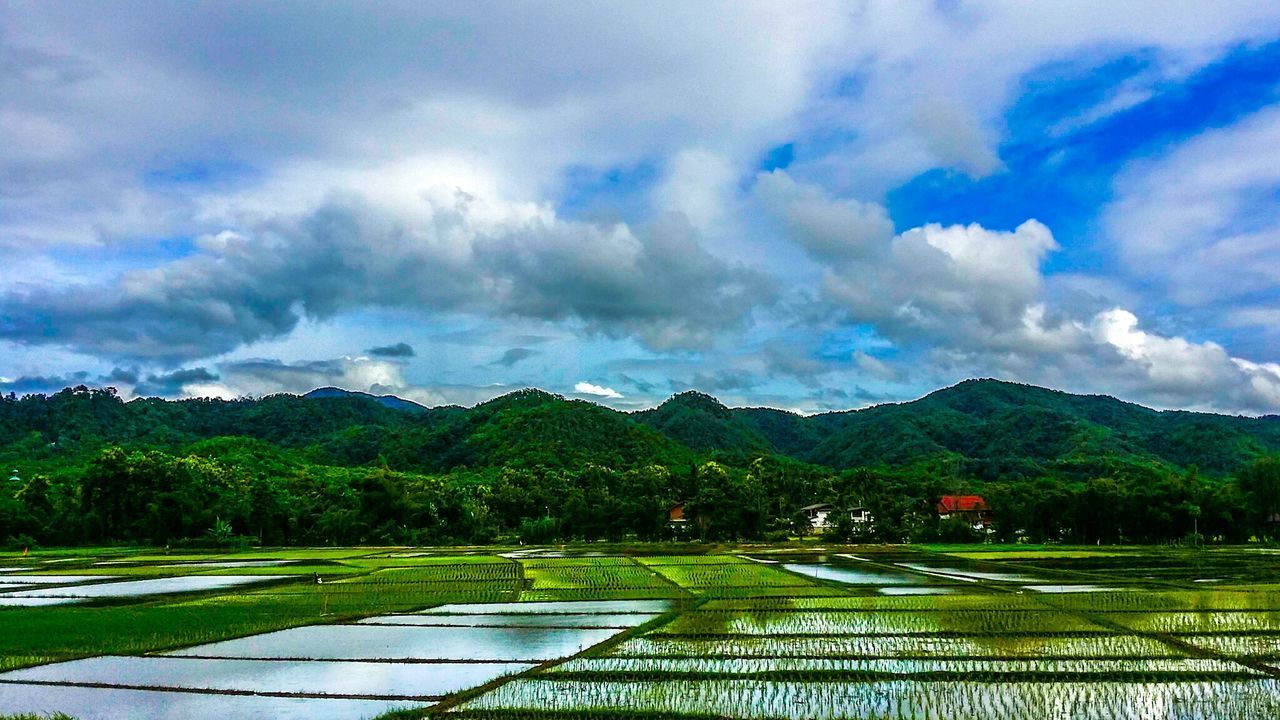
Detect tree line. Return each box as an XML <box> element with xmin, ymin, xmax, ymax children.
<box><xmin>2</xmin><ymin>385</ymin><xmax>1279</xmax><ymax>547</ymax></box>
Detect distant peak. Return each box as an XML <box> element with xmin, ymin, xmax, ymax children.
<box><xmin>663</xmin><ymin>390</ymin><xmax>730</xmax><ymax>413</ymax></box>
<box><xmin>301</xmin><ymin>386</ymin><xmax>425</xmax><ymax>412</ymax></box>
<box><xmin>476</xmin><ymin>387</ymin><xmax>563</xmax><ymax>409</ymax></box>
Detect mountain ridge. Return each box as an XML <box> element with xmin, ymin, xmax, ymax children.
<box><xmin>3</xmin><ymin>378</ymin><xmax>1277</xmax><ymax>479</ymax></box>
<box><xmin>267</xmin><ymin>378</ymin><xmax>1280</xmax><ymax>475</ymax></box>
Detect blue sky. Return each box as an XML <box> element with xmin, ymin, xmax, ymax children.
<box><xmin>2</xmin><ymin>2</ymin><xmax>1280</xmax><ymax>414</ymax></box>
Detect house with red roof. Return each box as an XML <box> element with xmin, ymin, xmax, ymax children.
<box><xmin>937</xmin><ymin>495</ymin><xmax>992</xmax><ymax>529</ymax></box>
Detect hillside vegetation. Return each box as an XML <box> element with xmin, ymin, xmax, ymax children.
<box><xmin>2</xmin><ymin>379</ymin><xmax>1279</xmax><ymax>547</ymax></box>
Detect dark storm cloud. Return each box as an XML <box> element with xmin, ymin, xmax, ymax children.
<box><xmin>102</xmin><ymin>367</ymin><xmax>140</xmax><ymax>384</ymax></box>
<box><xmin>0</xmin><ymin>199</ymin><xmax>774</xmax><ymax>362</ymax></box>
<box><xmin>685</xmin><ymin>369</ymin><xmax>759</xmax><ymax>393</ymax></box>
<box><xmin>493</xmin><ymin>348</ymin><xmax>536</xmax><ymax>367</ymax></box>
<box><xmin>617</xmin><ymin>373</ymin><xmax>656</xmax><ymax>394</ymax></box>
<box><xmin>133</xmin><ymin>367</ymin><xmax>219</xmax><ymax>397</ymax></box>
<box><xmin>0</xmin><ymin>371</ymin><xmax>91</xmax><ymax>394</ymax></box>
<box><xmin>219</xmin><ymin>358</ymin><xmax>347</xmax><ymax>385</ymax></box>
<box><xmin>367</xmin><ymin>342</ymin><xmax>415</xmax><ymax>358</ymax></box>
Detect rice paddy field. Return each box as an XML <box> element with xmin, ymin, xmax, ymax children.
<box><xmin>1</xmin><ymin>545</ymin><xmax>1279</xmax><ymax>719</ymax></box>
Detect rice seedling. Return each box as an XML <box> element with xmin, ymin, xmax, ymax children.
<box><xmin>608</xmin><ymin>633</ymin><xmax>1183</xmax><ymax>659</ymax></box>
<box><xmin>702</xmin><ymin>593</ymin><xmax>1037</xmax><ymax>613</ymax></box>
<box><xmin>646</xmin><ymin>562</ymin><xmax>823</xmax><ymax>595</ymax></box>
<box><xmin>517</xmin><ymin>558</ymin><xmax>686</xmax><ymax>601</ymax></box>
<box><xmin>459</xmin><ymin>677</ymin><xmax>1280</xmax><ymax>719</ymax></box>
<box><xmin>1106</xmin><ymin>611</ymin><xmax>1280</xmax><ymax>634</ymax></box>
<box><xmin>1177</xmin><ymin>633</ymin><xmax>1280</xmax><ymax>660</ymax></box>
<box><xmin>547</xmin><ymin>656</ymin><xmax>1260</xmax><ymax>679</ymax></box>
<box><xmin>654</xmin><ymin>609</ymin><xmax>1103</xmax><ymax>636</ymax></box>
<box><xmin>635</xmin><ymin>556</ymin><xmax>751</xmax><ymax>566</ymax></box>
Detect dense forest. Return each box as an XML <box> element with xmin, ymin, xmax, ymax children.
<box><xmin>2</xmin><ymin>379</ymin><xmax>1279</xmax><ymax>548</ymax></box>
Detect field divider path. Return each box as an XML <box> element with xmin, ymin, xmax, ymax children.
<box><xmin>417</xmin><ymin>596</ymin><xmax>707</xmax><ymax>717</ymax></box>
<box><xmin>1032</xmin><ymin>594</ymin><xmax>1280</xmax><ymax>681</ymax></box>
<box><xmin>767</xmin><ymin>558</ymin><xmax>861</xmax><ymax>594</ymax></box>
<box><xmin>163</xmin><ymin>579</ymin><xmax>367</xmax><ymax>658</ymax></box>
<box><xmin>911</xmin><ymin>545</ymin><xmax>1148</xmax><ymax>592</ymax></box>
<box><xmin>828</xmin><ymin>551</ymin><xmax>979</xmax><ymax>589</ymax></box>
<box><xmin>2</xmin><ymin>572</ymin><xmax>356</xmax><ymax>674</ymax></box>
<box><xmin>131</xmin><ymin>561</ymin><xmax>449</xmax><ymax>661</ymax></box>
<box><xmin>913</xmin><ymin>548</ymin><xmax>1280</xmax><ymax>681</ymax></box>
<box><xmin>628</xmin><ymin>556</ymin><xmax>693</xmax><ymax>597</ymax></box>
<box><xmin>1011</xmin><ymin>555</ymin><xmax>1193</xmax><ymax>592</ymax></box>
<box><xmin>512</xmin><ymin>558</ymin><xmax>528</xmax><ymax>599</ymax></box>
<box><xmin>0</xmin><ymin>676</ymin><xmax>444</xmax><ymax>703</ymax></box>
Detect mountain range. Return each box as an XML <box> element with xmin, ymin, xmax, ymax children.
<box><xmin>289</xmin><ymin>379</ymin><xmax>1280</xmax><ymax>478</ymax></box>
<box><xmin>2</xmin><ymin>379</ymin><xmax>1278</xmax><ymax>479</ymax></box>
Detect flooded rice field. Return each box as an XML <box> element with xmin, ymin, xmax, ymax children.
<box><xmin>355</xmin><ymin>611</ymin><xmax>660</xmax><ymax>628</ymax></box>
<box><xmin>0</xmin><ymin>574</ymin><xmax>288</xmax><ymax>605</ymax></box>
<box><xmin>1</xmin><ymin>546</ymin><xmax>1279</xmax><ymax>719</ymax></box>
<box><xmin>461</xmin><ymin>677</ymin><xmax>1280</xmax><ymax>719</ymax></box>
<box><xmin>3</xmin><ymin>655</ymin><xmax>531</xmax><ymax>698</ymax></box>
<box><xmin>0</xmin><ymin>683</ymin><xmax>431</xmax><ymax>720</ymax></box>
<box><xmin>165</xmin><ymin>623</ymin><xmax>624</xmax><ymax>661</ymax></box>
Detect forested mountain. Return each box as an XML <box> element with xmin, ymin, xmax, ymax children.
<box><xmin>2</xmin><ymin>379</ymin><xmax>1279</xmax><ymax>548</ymax></box>
<box><xmin>303</xmin><ymin>386</ymin><xmax>429</xmax><ymax>413</ymax></box>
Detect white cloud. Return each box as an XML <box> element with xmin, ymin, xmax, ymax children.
<box><xmin>166</xmin><ymin>356</ymin><xmax>515</xmax><ymax>408</ymax></box>
<box><xmin>4</xmin><ymin>3</ymin><xmax>1280</xmax><ymax>415</ymax></box>
<box><xmin>1090</xmin><ymin>308</ymin><xmax>1235</xmax><ymax>391</ymax></box>
<box><xmin>573</xmin><ymin>381</ymin><xmax>622</xmax><ymax>399</ymax></box>
<box><xmin>909</xmin><ymin>97</ymin><xmax>1003</xmax><ymax>178</ymax></box>
<box><xmin>853</xmin><ymin>350</ymin><xmax>897</xmax><ymax>381</ymax></box>
<box><xmin>760</xmin><ymin>172</ymin><xmax>1280</xmax><ymax>413</ymax></box>
<box><xmin>792</xmin><ymin>1</ymin><xmax>1280</xmax><ymax>194</ymax></box>
<box><xmin>1085</xmin><ymin>309</ymin><xmax>1280</xmax><ymax>413</ymax></box>
<box><xmin>754</xmin><ymin>169</ymin><xmax>894</xmax><ymax>261</ymax></box>
<box><xmin>756</xmin><ymin>172</ymin><xmax>1059</xmax><ymax>353</ymax></box>
<box><xmin>652</xmin><ymin>148</ymin><xmax>737</xmax><ymax>231</ymax></box>
<box><xmin>1106</xmin><ymin>103</ymin><xmax>1280</xmax><ymax>307</ymax></box>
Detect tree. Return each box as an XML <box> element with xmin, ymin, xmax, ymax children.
<box><xmin>1237</xmin><ymin>456</ymin><xmax>1280</xmax><ymax>540</ymax></box>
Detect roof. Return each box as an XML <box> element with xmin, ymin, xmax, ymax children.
<box><xmin>668</xmin><ymin>502</ymin><xmax>686</xmax><ymax>521</ymax></box>
<box><xmin>937</xmin><ymin>495</ymin><xmax>987</xmax><ymax>513</ymax></box>
<box><xmin>800</xmin><ymin>503</ymin><xmax>834</xmax><ymax>511</ymax></box>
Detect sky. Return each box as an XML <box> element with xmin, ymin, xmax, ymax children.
<box><xmin>3</xmin><ymin>1</ymin><xmax>1280</xmax><ymax>415</ymax></box>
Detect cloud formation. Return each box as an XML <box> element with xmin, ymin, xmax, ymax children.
<box><xmin>574</xmin><ymin>381</ymin><xmax>623</xmax><ymax>400</ymax></box>
<box><xmin>2</xmin><ymin>3</ymin><xmax>1280</xmax><ymax>414</ymax></box>
<box><xmin>134</xmin><ymin>367</ymin><xmax>220</xmax><ymax>397</ymax></box>
<box><xmin>493</xmin><ymin>348</ymin><xmax>536</xmax><ymax>367</ymax></box>
<box><xmin>0</xmin><ymin>372</ymin><xmax>90</xmax><ymax>394</ymax></box>
<box><xmin>0</xmin><ymin>195</ymin><xmax>772</xmax><ymax>361</ymax></box>
<box><xmin>1105</xmin><ymin>104</ymin><xmax>1280</xmax><ymax>359</ymax></box>
<box><xmin>367</xmin><ymin>342</ymin><xmax>415</xmax><ymax>358</ymax></box>
<box><xmin>761</xmin><ymin>171</ymin><xmax>1280</xmax><ymax>413</ymax></box>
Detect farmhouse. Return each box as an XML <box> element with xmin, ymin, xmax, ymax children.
<box><xmin>801</xmin><ymin>503</ymin><xmax>874</xmax><ymax>532</ymax></box>
<box><xmin>937</xmin><ymin>495</ymin><xmax>992</xmax><ymax>529</ymax></box>
<box><xmin>667</xmin><ymin>501</ymin><xmax>690</xmax><ymax>534</ymax></box>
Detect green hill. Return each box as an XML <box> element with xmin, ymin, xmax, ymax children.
<box><xmin>797</xmin><ymin>379</ymin><xmax>1280</xmax><ymax>476</ymax></box>
<box><xmin>633</xmin><ymin>391</ymin><xmax>772</xmax><ymax>455</ymax></box>
<box><xmin>4</xmin><ymin>378</ymin><xmax>1280</xmax><ymax>547</ymax></box>
<box><xmin>5</xmin><ymin>379</ymin><xmax>1278</xmax><ymax>479</ymax></box>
